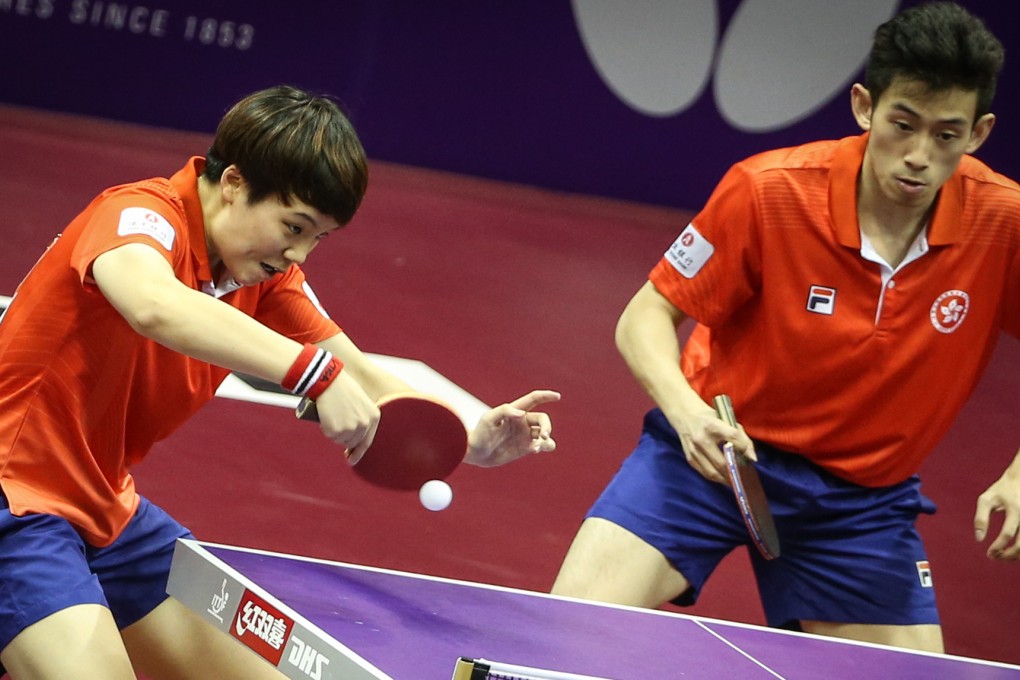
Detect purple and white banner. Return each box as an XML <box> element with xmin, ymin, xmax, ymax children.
<box><xmin>1</xmin><ymin>1</ymin><xmax>1016</xmax><ymax>209</ymax></box>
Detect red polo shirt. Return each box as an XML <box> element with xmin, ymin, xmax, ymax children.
<box><xmin>0</xmin><ymin>158</ymin><xmax>340</xmax><ymax>546</ymax></box>
<box><xmin>651</xmin><ymin>134</ymin><xmax>1020</xmax><ymax>486</ymax></box>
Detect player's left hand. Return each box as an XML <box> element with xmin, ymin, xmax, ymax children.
<box><xmin>465</xmin><ymin>390</ymin><xmax>561</xmax><ymax>467</ymax></box>
<box><xmin>974</xmin><ymin>457</ymin><xmax>1020</xmax><ymax>561</ymax></box>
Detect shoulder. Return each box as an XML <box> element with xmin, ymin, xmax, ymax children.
<box><xmin>709</xmin><ymin>138</ymin><xmax>852</xmax><ymax>212</ymax></box>
<box><xmin>726</xmin><ymin>137</ymin><xmax>851</xmax><ymax>193</ymax></box>
<box><xmin>99</xmin><ymin>177</ymin><xmax>183</xmax><ymax>215</ymax></box>
<box><xmin>91</xmin><ymin>177</ymin><xmax>188</xmax><ymax>235</ymax></box>
<box><xmin>952</xmin><ymin>157</ymin><xmax>1020</xmax><ymax>247</ymax></box>
<box><xmin>66</xmin><ymin>175</ymin><xmax>189</xmax><ymax>259</ymax></box>
<box><xmin>957</xmin><ymin>156</ymin><xmax>1020</xmax><ymax>200</ymax></box>
<box><xmin>957</xmin><ymin>156</ymin><xmax>1020</xmax><ymax>227</ymax></box>
<box><xmin>735</xmin><ymin>138</ymin><xmax>846</xmax><ymax>173</ymax></box>
<box><xmin>78</xmin><ymin>176</ymin><xmax>188</xmax><ymax>240</ymax></box>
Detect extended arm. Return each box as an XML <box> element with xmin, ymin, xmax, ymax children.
<box><xmin>92</xmin><ymin>243</ymin><xmax>380</xmax><ymax>459</ymax></box>
<box><xmin>318</xmin><ymin>333</ymin><xmax>560</xmax><ymax>467</ymax></box>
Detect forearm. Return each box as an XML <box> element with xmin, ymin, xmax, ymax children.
<box><xmin>616</xmin><ymin>282</ymin><xmax>710</xmax><ymax>422</ymax></box>
<box><xmin>132</xmin><ymin>286</ymin><xmax>301</xmax><ymax>381</ymax></box>
<box><xmin>93</xmin><ymin>244</ymin><xmax>302</xmax><ymax>383</ymax></box>
<box><xmin>317</xmin><ymin>333</ymin><xmax>413</xmax><ymax>402</ymax></box>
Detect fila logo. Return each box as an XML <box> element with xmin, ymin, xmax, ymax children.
<box><xmin>231</xmin><ymin>590</ymin><xmax>293</xmax><ymax>665</ymax></box>
<box><xmin>288</xmin><ymin>635</ymin><xmax>331</xmax><ymax>680</ymax></box>
<box><xmin>806</xmin><ymin>285</ymin><xmax>836</xmax><ymax>315</ymax></box>
<box><xmin>916</xmin><ymin>560</ymin><xmax>933</xmax><ymax>588</ymax></box>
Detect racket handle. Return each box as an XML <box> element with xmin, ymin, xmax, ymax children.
<box><xmin>296</xmin><ymin>397</ymin><xmax>320</xmax><ymax>422</ymax></box>
<box><xmin>713</xmin><ymin>394</ymin><xmax>738</xmax><ymax>427</ymax></box>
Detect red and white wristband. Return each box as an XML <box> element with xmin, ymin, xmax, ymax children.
<box><xmin>281</xmin><ymin>343</ymin><xmax>343</xmax><ymax>401</ymax></box>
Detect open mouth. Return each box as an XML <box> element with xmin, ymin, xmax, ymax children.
<box><xmin>261</xmin><ymin>263</ymin><xmax>281</xmax><ymax>276</ymax></box>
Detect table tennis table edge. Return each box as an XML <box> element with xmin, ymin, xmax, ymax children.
<box><xmin>167</xmin><ymin>538</ymin><xmax>392</xmax><ymax>680</ymax></box>
<box><xmin>168</xmin><ymin>539</ymin><xmax>1020</xmax><ymax>677</ymax></box>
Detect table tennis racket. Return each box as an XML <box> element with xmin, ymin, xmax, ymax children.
<box><xmin>297</xmin><ymin>392</ymin><xmax>467</xmax><ymax>491</ymax></box>
<box><xmin>713</xmin><ymin>394</ymin><xmax>781</xmax><ymax>560</ymax></box>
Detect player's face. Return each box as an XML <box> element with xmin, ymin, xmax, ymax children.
<box><xmin>212</xmin><ymin>186</ymin><xmax>340</xmax><ymax>287</ymax></box>
<box><xmin>852</xmin><ymin>78</ymin><xmax>994</xmax><ymax>212</ymax></box>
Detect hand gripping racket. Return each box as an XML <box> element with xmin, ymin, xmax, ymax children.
<box><xmin>713</xmin><ymin>394</ymin><xmax>781</xmax><ymax>560</ymax></box>
<box><xmin>297</xmin><ymin>392</ymin><xmax>468</xmax><ymax>491</ymax></box>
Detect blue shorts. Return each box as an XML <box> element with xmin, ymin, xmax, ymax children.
<box><xmin>588</xmin><ymin>409</ymin><xmax>939</xmax><ymax>628</ymax></box>
<box><xmin>0</xmin><ymin>491</ymin><xmax>193</xmax><ymax>658</ymax></box>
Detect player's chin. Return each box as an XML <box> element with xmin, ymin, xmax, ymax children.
<box><xmin>235</xmin><ymin>266</ymin><xmax>274</xmax><ymax>286</ymax></box>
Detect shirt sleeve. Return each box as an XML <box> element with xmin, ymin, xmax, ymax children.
<box><xmin>70</xmin><ymin>187</ymin><xmax>187</xmax><ymax>285</ymax></box>
<box><xmin>649</xmin><ymin>162</ymin><xmax>762</xmax><ymax>327</ymax></box>
<box><xmin>255</xmin><ymin>266</ymin><xmax>342</xmax><ymax>344</ymax></box>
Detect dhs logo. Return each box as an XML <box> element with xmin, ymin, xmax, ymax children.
<box><xmin>806</xmin><ymin>285</ymin><xmax>836</xmax><ymax>315</ymax></box>
<box><xmin>287</xmin><ymin>635</ymin><xmax>330</xmax><ymax>680</ymax></box>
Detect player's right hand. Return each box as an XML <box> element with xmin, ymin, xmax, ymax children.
<box><xmin>669</xmin><ymin>406</ymin><xmax>755</xmax><ymax>484</ymax></box>
<box><xmin>314</xmin><ymin>372</ymin><xmax>380</xmax><ymax>465</ymax></box>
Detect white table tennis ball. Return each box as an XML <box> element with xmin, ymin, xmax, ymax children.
<box><xmin>419</xmin><ymin>479</ymin><xmax>453</xmax><ymax>511</ymax></box>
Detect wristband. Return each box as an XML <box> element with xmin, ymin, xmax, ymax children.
<box><xmin>305</xmin><ymin>356</ymin><xmax>343</xmax><ymax>400</ymax></box>
<box><xmin>282</xmin><ymin>343</ymin><xmax>343</xmax><ymax>398</ymax></box>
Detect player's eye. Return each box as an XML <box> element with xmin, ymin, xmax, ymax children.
<box><xmin>286</xmin><ymin>223</ymin><xmax>302</xmax><ymax>235</ymax></box>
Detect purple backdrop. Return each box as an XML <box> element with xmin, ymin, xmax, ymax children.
<box><xmin>1</xmin><ymin>0</ymin><xmax>1017</xmax><ymax>209</ymax></box>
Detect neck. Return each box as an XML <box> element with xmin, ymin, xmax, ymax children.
<box><xmin>196</xmin><ymin>176</ymin><xmax>224</xmax><ymax>274</ymax></box>
<box><xmin>856</xmin><ymin>173</ymin><xmax>933</xmax><ymax>268</ymax></box>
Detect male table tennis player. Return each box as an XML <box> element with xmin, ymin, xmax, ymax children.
<box><xmin>553</xmin><ymin>1</ymin><xmax>1020</xmax><ymax>654</ymax></box>
<box><xmin>0</xmin><ymin>86</ymin><xmax>559</xmax><ymax>679</ymax></box>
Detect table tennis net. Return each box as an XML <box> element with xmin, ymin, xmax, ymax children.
<box><xmin>453</xmin><ymin>657</ymin><xmax>611</xmax><ymax>680</ymax></box>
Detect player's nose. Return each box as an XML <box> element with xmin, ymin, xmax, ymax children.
<box><xmin>904</xmin><ymin>136</ymin><xmax>932</xmax><ymax>170</ymax></box>
<box><xmin>285</xmin><ymin>241</ymin><xmax>314</xmax><ymax>265</ymax></box>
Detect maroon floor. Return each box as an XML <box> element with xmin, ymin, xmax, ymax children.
<box><xmin>1</xmin><ymin>105</ymin><xmax>1018</xmax><ymax>666</ymax></box>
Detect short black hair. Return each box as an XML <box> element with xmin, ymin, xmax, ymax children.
<box><xmin>865</xmin><ymin>2</ymin><xmax>1004</xmax><ymax>119</ymax></box>
<box><xmin>204</xmin><ymin>85</ymin><xmax>368</xmax><ymax>226</ymax></box>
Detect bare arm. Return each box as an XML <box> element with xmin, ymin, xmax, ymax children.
<box><xmin>616</xmin><ymin>281</ymin><xmax>751</xmax><ymax>481</ymax></box>
<box><xmin>317</xmin><ymin>332</ymin><xmax>413</xmax><ymax>402</ymax></box>
<box><xmin>92</xmin><ymin>243</ymin><xmax>380</xmax><ymax>459</ymax></box>
<box><xmin>93</xmin><ymin>244</ymin><xmax>302</xmax><ymax>380</ymax></box>
<box><xmin>319</xmin><ymin>332</ymin><xmax>560</xmax><ymax>467</ymax></box>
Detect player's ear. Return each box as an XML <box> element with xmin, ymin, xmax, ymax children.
<box><xmin>851</xmin><ymin>83</ymin><xmax>873</xmax><ymax>132</ymax></box>
<box><xmin>966</xmin><ymin>113</ymin><xmax>995</xmax><ymax>154</ymax></box>
<box><xmin>220</xmin><ymin>165</ymin><xmax>246</xmax><ymax>204</ymax></box>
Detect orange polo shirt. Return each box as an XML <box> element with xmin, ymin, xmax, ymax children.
<box><xmin>0</xmin><ymin>158</ymin><xmax>340</xmax><ymax>546</ymax></box>
<box><xmin>650</xmin><ymin>134</ymin><xmax>1020</xmax><ymax>487</ymax></box>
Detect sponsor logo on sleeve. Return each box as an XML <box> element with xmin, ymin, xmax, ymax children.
<box><xmin>230</xmin><ymin>589</ymin><xmax>293</xmax><ymax>665</ymax></box>
<box><xmin>664</xmin><ymin>224</ymin><xmax>714</xmax><ymax>278</ymax></box>
<box><xmin>929</xmin><ymin>290</ymin><xmax>969</xmax><ymax>334</ymax></box>
<box><xmin>806</xmin><ymin>285</ymin><xmax>836</xmax><ymax>315</ymax></box>
<box><xmin>116</xmin><ymin>207</ymin><xmax>175</xmax><ymax>250</ymax></box>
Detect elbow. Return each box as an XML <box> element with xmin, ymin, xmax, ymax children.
<box><xmin>615</xmin><ymin>303</ymin><xmax>638</xmax><ymax>357</ymax></box>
